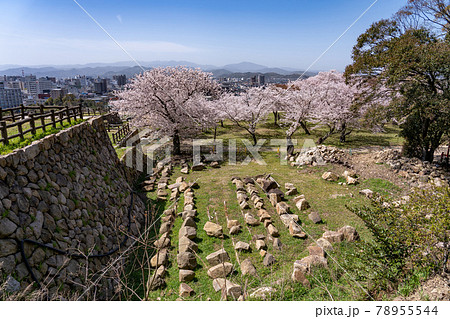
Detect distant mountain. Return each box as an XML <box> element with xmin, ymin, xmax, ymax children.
<box><xmin>210</xmin><ymin>69</ymin><xmax>233</xmax><ymax>77</ymax></box>
<box><xmin>257</xmin><ymin>67</ymin><xmax>296</xmax><ymax>75</ymax></box>
<box><xmin>0</xmin><ymin>60</ymin><xmax>317</xmax><ymax>79</ymax></box>
<box><xmin>102</xmin><ymin>66</ymin><xmax>150</xmax><ymax>78</ymax></box>
<box><xmin>0</xmin><ymin>64</ymin><xmax>22</xmax><ymax>71</ymax></box>
<box><xmin>1</xmin><ymin>66</ymin><xmax>133</xmax><ymax>78</ymax></box>
<box><xmin>222</xmin><ymin>62</ymin><xmax>268</xmax><ymax>73</ymax></box>
<box><xmin>141</xmin><ymin>60</ymin><xmax>217</xmax><ymax>70</ymax></box>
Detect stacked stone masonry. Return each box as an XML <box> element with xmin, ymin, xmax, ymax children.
<box><xmin>0</xmin><ymin>115</ymin><xmax>146</xmax><ymax>298</ymax></box>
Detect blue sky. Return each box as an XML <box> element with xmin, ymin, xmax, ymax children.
<box><xmin>0</xmin><ymin>0</ymin><xmax>406</xmax><ymax>70</ymax></box>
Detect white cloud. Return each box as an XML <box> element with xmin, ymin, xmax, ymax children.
<box><xmin>0</xmin><ymin>32</ymin><xmax>198</xmax><ymax>64</ymax></box>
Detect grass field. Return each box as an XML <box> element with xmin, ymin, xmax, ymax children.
<box><xmin>200</xmin><ymin>115</ymin><xmax>404</xmax><ymax>150</ymax></box>
<box><xmin>113</xmin><ymin>114</ymin><xmax>409</xmax><ymax>301</ymax></box>
<box><xmin>122</xmin><ymin>149</ymin><xmax>404</xmax><ymax>301</ymax></box>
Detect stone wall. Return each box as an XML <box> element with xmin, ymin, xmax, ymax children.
<box><xmin>375</xmin><ymin>149</ymin><xmax>450</xmax><ymax>188</ymax></box>
<box><xmin>0</xmin><ymin>116</ymin><xmax>146</xmax><ymax>298</ymax></box>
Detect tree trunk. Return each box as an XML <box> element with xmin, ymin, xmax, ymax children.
<box><xmin>317</xmin><ymin>126</ymin><xmax>335</xmax><ymax>144</ymax></box>
<box><xmin>173</xmin><ymin>130</ymin><xmax>181</xmax><ymax>155</ymax></box>
<box><xmin>220</xmin><ymin>120</ymin><xmax>224</xmax><ymax>128</ymax></box>
<box><xmin>251</xmin><ymin>133</ymin><xmax>257</xmax><ymax>146</ymax></box>
<box><xmin>286</xmin><ymin>135</ymin><xmax>294</xmax><ymax>157</ymax></box>
<box><xmin>273</xmin><ymin>111</ymin><xmax>278</xmax><ymax>125</ymax></box>
<box><xmin>424</xmin><ymin>147</ymin><xmax>435</xmax><ymax>162</ymax></box>
<box><xmin>213</xmin><ymin>125</ymin><xmax>217</xmax><ymax>141</ymax></box>
<box><xmin>339</xmin><ymin>123</ymin><xmax>353</xmax><ymax>143</ymax></box>
<box><xmin>300</xmin><ymin>121</ymin><xmax>311</xmax><ymax>135</ymax></box>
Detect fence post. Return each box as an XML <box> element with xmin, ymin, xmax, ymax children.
<box><xmin>40</xmin><ymin>105</ymin><xmax>46</xmax><ymax>131</ymax></box>
<box><xmin>0</xmin><ymin>121</ymin><xmax>8</xmax><ymax>145</ymax></box>
<box><xmin>30</xmin><ymin>114</ymin><xmax>36</xmax><ymax>136</ymax></box>
<box><xmin>10</xmin><ymin>109</ymin><xmax>15</xmax><ymax>122</ymax></box>
<box><xmin>0</xmin><ymin>108</ymin><xmax>2</xmax><ymax>121</ymax></box>
<box><xmin>73</xmin><ymin>107</ymin><xmax>77</xmax><ymax>121</ymax></box>
<box><xmin>59</xmin><ymin>111</ymin><xmax>63</xmax><ymax>126</ymax></box>
<box><xmin>66</xmin><ymin>105</ymin><xmax>71</xmax><ymax>124</ymax></box>
<box><xmin>21</xmin><ymin>105</ymin><xmax>25</xmax><ymax>119</ymax></box>
<box><xmin>18</xmin><ymin>122</ymin><xmax>24</xmax><ymax>140</ymax></box>
<box><xmin>79</xmin><ymin>105</ymin><xmax>83</xmax><ymax>120</ymax></box>
<box><xmin>51</xmin><ymin>110</ymin><xmax>56</xmax><ymax>128</ymax></box>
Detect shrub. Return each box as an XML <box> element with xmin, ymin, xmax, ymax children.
<box><xmin>347</xmin><ymin>187</ymin><xmax>450</xmax><ymax>295</ymax></box>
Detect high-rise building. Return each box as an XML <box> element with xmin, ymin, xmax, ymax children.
<box><xmin>0</xmin><ymin>87</ymin><xmax>23</xmax><ymax>109</ymax></box>
<box><xmin>37</xmin><ymin>77</ymin><xmax>54</xmax><ymax>94</ymax></box>
<box><xmin>113</xmin><ymin>74</ymin><xmax>127</xmax><ymax>86</ymax></box>
<box><xmin>20</xmin><ymin>75</ymin><xmax>38</xmax><ymax>96</ymax></box>
<box><xmin>257</xmin><ymin>75</ymin><xmax>265</xmax><ymax>86</ymax></box>
<box><xmin>94</xmin><ymin>79</ymin><xmax>108</xmax><ymax>94</ymax></box>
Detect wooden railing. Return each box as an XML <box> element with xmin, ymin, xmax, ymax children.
<box><xmin>0</xmin><ymin>105</ymin><xmax>104</xmax><ymax>122</ymax></box>
<box><xmin>0</xmin><ymin>105</ymin><xmax>104</xmax><ymax>146</ymax></box>
<box><xmin>112</xmin><ymin>122</ymin><xmax>131</xmax><ymax>144</ymax></box>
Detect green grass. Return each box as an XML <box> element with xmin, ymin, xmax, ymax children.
<box><xmin>200</xmin><ymin>115</ymin><xmax>403</xmax><ymax>151</ymax></box>
<box><xmin>118</xmin><ymin>115</ymin><xmax>411</xmax><ymax>300</ymax></box>
<box><xmin>397</xmin><ymin>268</ymin><xmax>430</xmax><ymax>297</ymax></box>
<box><xmin>0</xmin><ymin>118</ymin><xmax>85</xmax><ymax>155</ymax></box>
<box><xmin>128</xmin><ymin>151</ymin><xmax>381</xmax><ymax>301</ymax></box>
<box><xmin>360</xmin><ymin>178</ymin><xmax>402</xmax><ymax>197</ymax></box>
<box><xmin>115</xmin><ymin>147</ymin><xmax>129</xmax><ymax>159</ymax></box>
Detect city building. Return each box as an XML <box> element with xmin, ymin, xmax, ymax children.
<box><xmin>94</xmin><ymin>79</ymin><xmax>108</xmax><ymax>94</ymax></box>
<box><xmin>0</xmin><ymin>87</ymin><xmax>23</xmax><ymax>109</ymax></box>
<box><xmin>20</xmin><ymin>75</ymin><xmax>38</xmax><ymax>96</ymax></box>
<box><xmin>50</xmin><ymin>88</ymin><xmax>68</xmax><ymax>99</ymax></box>
<box><xmin>257</xmin><ymin>74</ymin><xmax>265</xmax><ymax>86</ymax></box>
<box><xmin>113</xmin><ymin>74</ymin><xmax>127</xmax><ymax>86</ymax></box>
<box><xmin>6</xmin><ymin>81</ymin><xmax>21</xmax><ymax>89</ymax></box>
<box><xmin>251</xmin><ymin>75</ymin><xmax>265</xmax><ymax>86</ymax></box>
<box><xmin>37</xmin><ymin>77</ymin><xmax>54</xmax><ymax>94</ymax></box>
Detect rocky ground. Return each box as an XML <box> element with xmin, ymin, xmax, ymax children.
<box><xmin>293</xmin><ymin>145</ymin><xmax>449</xmax><ymax>194</ymax></box>
<box><xmin>395</xmin><ymin>274</ymin><xmax>450</xmax><ymax>301</ymax></box>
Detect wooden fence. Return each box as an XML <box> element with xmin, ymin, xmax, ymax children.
<box><xmin>0</xmin><ymin>105</ymin><xmax>104</xmax><ymax>146</ymax></box>
<box><xmin>111</xmin><ymin>122</ymin><xmax>131</xmax><ymax>144</ymax></box>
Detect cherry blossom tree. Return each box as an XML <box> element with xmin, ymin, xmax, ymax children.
<box><xmin>112</xmin><ymin>67</ymin><xmax>220</xmax><ymax>155</ymax></box>
<box><xmin>266</xmin><ymin>85</ymin><xmax>285</xmax><ymax>126</ymax></box>
<box><xmin>280</xmin><ymin>79</ymin><xmax>320</xmax><ymax>137</ymax></box>
<box><xmin>309</xmin><ymin>71</ymin><xmax>360</xmax><ymax>143</ymax></box>
<box><xmin>216</xmin><ymin>87</ymin><xmax>272</xmax><ymax>145</ymax></box>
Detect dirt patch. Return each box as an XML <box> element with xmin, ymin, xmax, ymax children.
<box><xmin>350</xmin><ymin>152</ymin><xmax>409</xmax><ymax>191</ymax></box>
<box><xmin>395</xmin><ymin>275</ymin><xmax>450</xmax><ymax>301</ymax></box>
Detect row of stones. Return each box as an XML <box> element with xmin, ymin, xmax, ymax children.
<box><xmin>292</xmin><ymin>225</ymin><xmax>360</xmax><ymax>286</ymax></box>
<box><xmin>234</xmin><ymin>175</ymin><xmax>319</xmax><ymax>297</ymax></box>
<box><xmin>178</xmin><ymin>181</ymin><xmax>198</xmax><ymax>298</ymax></box>
<box><xmin>259</xmin><ymin>177</ymin><xmax>307</xmax><ymax>240</ymax></box>
<box><xmin>232</xmin><ymin>177</ymin><xmax>278</xmax><ymax>268</ymax></box>
<box><xmin>181</xmin><ymin>176</ymin><xmax>263</xmax><ymax>300</ymax></box>
<box><xmin>147</xmin><ymin>164</ymin><xmax>178</xmax><ymax>290</ymax></box>
<box><xmin>199</xmin><ymin>178</ymin><xmax>258</xmax><ymax>300</ymax></box>
<box><xmin>150</xmin><ymin>165</ymin><xmax>241</xmax><ymax>299</ymax></box>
